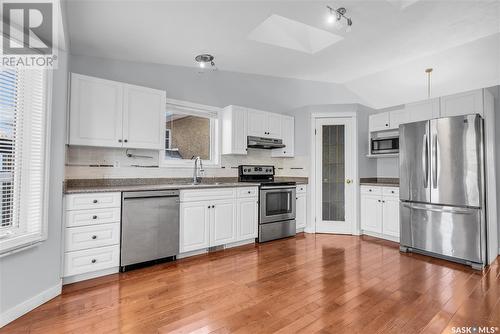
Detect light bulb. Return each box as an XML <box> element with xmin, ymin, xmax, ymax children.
<box><xmin>199</xmin><ymin>62</ymin><xmax>205</xmax><ymax>68</ymax></box>
<box><xmin>327</xmin><ymin>13</ymin><xmax>335</xmax><ymax>24</ymax></box>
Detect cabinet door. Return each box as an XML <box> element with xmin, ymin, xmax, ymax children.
<box><xmin>272</xmin><ymin>115</ymin><xmax>294</xmax><ymax>157</ymax></box>
<box><xmin>405</xmin><ymin>98</ymin><xmax>440</xmax><ymax>123</ymax></box>
<box><xmin>237</xmin><ymin>198</ymin><xmax>258</xmax><ymax>240</ymax></box>
<box><xmin>440</xmin><ymin>89</ymin><xmax>483</xmax><ymax>118</ymax></box>
<box><xmin>222</xmin><ymin>106</ymin><xmax>248</xmax><ymax>155</ymax></box>
<box><xmin>361</xmin><ymin>195</ymin><xmax>383</xmax><ymax>233</ymax></box>
<box><xmin>296</xmin><ymin>193</ymin><xmax>307</xmax><ymax>230</ymax></box>
<box><xmin>247</xmin><ymin>109</ymin><xmax>267</xmax><ymax>137</ymax></box>
<box><xmin>69</xmin><ymin>74</ymin><xmax>123</xmax><ymax>147</ymax></box>
<box><xmin>211</xmin><ymin>199</ymin><xmax>237</xmax><ymax>246</ymax></box>
<box><xmin>267</xmin><ymin>113</ymin><xmax>282</xmax><ymax>138</ymax></box>
<box><xmin>180</xmin><ymin>202</ymin><xmax>210</xmax><ymax>253</ymax></box>
<box><xmin>369</xmin><ymin>112</ymin><xmax>390</xmax><ymax>132</ymax></box>
<box><xmin>123</xmin><ymin>85</ymin><xmax>166</xmax><ymax>150</ymax></box>
<box><xmin>389</xmin><ymin>109</ymin><xmax>410</xmax><ymax>129</ymax></box>
<box><xmin>382</xmin><ymin>197</ymin><xmax>400</xmax><ymax>238</ymax></box>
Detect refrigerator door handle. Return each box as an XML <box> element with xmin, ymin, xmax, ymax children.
<box><xmin>423</xmin><ymin>133</ymin><xmax>429</xmax><ymax>188</ymax></box>
<box><xmin>432</xmin><ymin>134</ymin><xmax>438</xmax><ymax>189</ymax></box>
<box><xmin>401</xmin><ymin>203</ymin><xmax>474</xmax><ymax>215</ymax></box>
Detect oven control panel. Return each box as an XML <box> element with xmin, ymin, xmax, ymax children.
<box><xmin>239</xmin><ymin>165</ymin><xmax>274</xmax><ymax>176</ymax></box>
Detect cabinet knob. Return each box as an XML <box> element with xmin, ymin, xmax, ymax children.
<box><xmin>92</xmin><ymin>215</ymin><xmax>97</xmax><ymax>219</ymax></box>
<box><xmin>378</xmin><ymin>200</ymin><xmax>381</xmax><ymax>202</ymax></box>
<box><xmin>212</xmin><ymin>205</ymin><xmax>215</xmax><ymax>208</ymax></box>
<box><xmin>248</xmin><ymin>191</ymin><xmax>251</xmax><ymax>194</ymax></box>
<box><xmin>284</xmin><ymin>151</ymin><xmax>286</xmax><ymax>154</ymax></box>
<box><xmin>369</xmin><ymin>189</ymin><xmax>372</xmax><ymax>192</ymax></box>
<box><xmin>124</xmin><ymin>139</ymin><xmax>128</xmax><ymax>143</ymax></box>
<box><xmin>91</xmin><ymin>259</ymin><xmax>97</xmax><ymax>264</ymax></box>
<box><xmin>208</xmin><ymin>206</ymin><xmax>211</xmax><ymax>209</ymax></box>
<box><xmin>385</xmin><ymin>123</ymin><xmax>389</xmax><ymax>127</ymax></box>
<box><xmin>91</xmin><ymin>235</ymin><xmax>97</xmax><ymax>240</ymax></box>
<box><xmin>93</xmin><ymin>199</ymin><xmax>98</xmax><ymax>203</ymax></box>
<box><xmin>118</xmin><ymin>139</ymin><xmax>122</xmax><ymax>143</ymax></box>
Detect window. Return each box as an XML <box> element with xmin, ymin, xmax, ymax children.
<box><xmin>0</xmin><ymin>68</ymin><xmax>50</xmax><ymax>255</ymax></box>
<box><xmin>161</xmin><ymin>99</ymin><xmax>219</xmax><ymax>166</ymax></box>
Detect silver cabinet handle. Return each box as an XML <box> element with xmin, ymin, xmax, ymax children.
<box><xmin>91</xmin><ymin>235</ymin><xmax>97</xmax><ymax>240</ymax></box>
<box><xmin>402</xmin><ymin>203</ymin><xmax>474</xmax><ymax>215</ymax></box>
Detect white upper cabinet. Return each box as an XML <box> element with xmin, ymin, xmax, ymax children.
<box><xmin>389</xmin><ymin>108</ymin><xmax>410</xmax><ymax>129</ymax></box>
<box><xmin>221</xmin><ymin>105</ymin><xmax>248</xmax><ymax>155</ymax></box>
<box><xmin>122</xmin><ymin>84</ymin><xmax>166</xmax><ymax>150</ymax></box>
<box><xmin>247</xmin><ymin>108</ymin><xmax>268</xmax><ymax>137</ymax></box>
<box><xmin>272</xmin><ymin>115</ymin><xmax>294</xmax><ymax>158</ymax></box>
<box><xmin>405</xmin><ymin>98</ymin><xmax>440</xmax><ymax>123</ymax></box>
<box><xmin>369</xmin><ymin>112</ymin><xmax>390</xmax><ymax>132</ymax></box>
<box><xmin>69</xmin><ymin>74</ymin><xmax>124</xmax><ymax>148</ymax></box>
<box><xmin>248</xmin><ymin>108</ymin><xmax>282</xmax><ymax>138</ymax></box>
<box><xmin>267</xmin><ymin>113</ymin><xmax>282</xmax><ymax>138</ymax></box>
<box><xmin>440</xmin><ymin>89</ymin><xmax>484</xmax><ymax>118</ymax></box>
<box><xmin>69</xmin><ymin>73</ymin><xmax>166</xmax><ymax>150</ymax></box>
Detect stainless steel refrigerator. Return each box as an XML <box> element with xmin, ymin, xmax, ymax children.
<box><xmin>399</xmin><ymin>114</ymin><xmax>486</xmax><ymax>269</ymax></box>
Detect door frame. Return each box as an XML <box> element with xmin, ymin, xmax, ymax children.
<box><xmin>308</xmin><ymin>111</ymin><xmax>359</xmax><ymax>235</ymax></box>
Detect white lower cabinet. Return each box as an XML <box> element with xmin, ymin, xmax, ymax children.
<box><xmin>180</xmin><ymin>187</ymin><xmax>258</xmax><ymax>253</ymax></box>
<box><xmin>296</xmin><ymin>185</ymin><xmax>307</xmax><ymax>230</ymax></box>
<box><xmin>361</xmin><ymin>186</ymin><xmax>399</xmax><ymax>241</ymax></box>
<box><xmin>63</xmin><ymin>192</ymin><xmax>122</xmax><ymax>281</ymax></box>
<box><xmin>237</xmin><ymin>197</ymin><xmax>258</xmax><ymax>240</ymax></box>
<box><xmin>211</xmin><ymin>199</ymin><xmax>237</xmax><ymax>247</ymax></box>
<box><xmin>180</xmin><ymin>201</ymin><xmax>211</xmax><ymax>253</ymax></box>
<box><xmin>382</xmin><ymin>197</ymin><xmax>400</xmax><ymax>238</ymax></box>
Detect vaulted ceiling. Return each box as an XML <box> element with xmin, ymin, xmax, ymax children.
<box><xmin>66</xmin><ymin>0</ymin><xmax>500</xmax><ymax>108</ymax></box>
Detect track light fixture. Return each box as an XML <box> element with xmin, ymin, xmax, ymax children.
<box><xmin>326</xmin><ymin>6</ymin><xmax>353</xmax><ymax>32</ymax></box>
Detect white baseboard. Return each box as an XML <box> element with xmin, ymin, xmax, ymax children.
<box><xmin>63</xmin><ymin>267</ymin><xmax>119</xmax><ymax>285</ymax></box>
<box><xmin>304</xmin><ymin>226</ymin><xmax>315</xmax><ymax>234</ymax></box>
<box><xmin>0</xmin><ymin>280</ymin><xmax>62</xmax><ymax>328</ymax></box>
<box><xmin>361</xmin><ymin>230</ymin><xmax>400</xmax><ymax>243</ymax></box>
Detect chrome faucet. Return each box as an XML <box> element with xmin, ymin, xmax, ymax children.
<box><xmin>192</xmin><ymin>156</ymin><xmax>204</xmax><ymax>184</ymax></box>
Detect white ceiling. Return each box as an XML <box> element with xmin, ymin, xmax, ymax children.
<box><xmin>66</xmin><ymin>0</ymin><xmax>500</xmax><ymax>108</ymax></box>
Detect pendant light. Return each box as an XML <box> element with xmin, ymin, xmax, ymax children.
<box><xmin>425</xmin><ymin>68</ymin><xmax>433</xmax><ymax>98</ymax></box>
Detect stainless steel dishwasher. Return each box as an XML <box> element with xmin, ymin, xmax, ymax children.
<box><xmin>121</xmin><ymin>190</ymin><xmax>179</xmax><ymax>271</ymax></box>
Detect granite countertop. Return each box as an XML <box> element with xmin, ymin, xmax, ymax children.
<box><xmin>64</xmin><ymin>177</ymin><xmax>308</xmax><ymax>194</ymax></box>
<box><xmin>359</xmin><ymin>177</ymin><xmax>399</xmax><ymax>187</ymax></box>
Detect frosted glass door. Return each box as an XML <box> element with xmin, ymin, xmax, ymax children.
<box><xmin>315</xmin><ymin>117</ymin><xmax>354</xmax><ymax>234</ymax></box>
<box><xmin>322</xmin><ymin>125</ymin><xmax>345</xmax><ymax>222</ymax></box>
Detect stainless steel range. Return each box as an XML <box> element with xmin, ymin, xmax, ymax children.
<box><xmin>238</xmin><ymin>165</ymin><xmax>296</xmax><ymax>242</ymax></box>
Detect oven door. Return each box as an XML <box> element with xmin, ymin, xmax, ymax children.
<box><xmin>260</xmin><ymin>186</ymin><xmax>296</xmax><ymax>224</ymax></box>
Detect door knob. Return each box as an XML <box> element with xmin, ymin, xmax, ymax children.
<box><xmin>346</xmin><ymin>179</ymin><xmax>353</xmax><ymax>184</ymax></box>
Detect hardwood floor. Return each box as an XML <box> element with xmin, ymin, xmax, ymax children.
<box><xmin>3</xmin><ymin>233</ymin><xmax>499</xmax><ymax>333</ymax></box>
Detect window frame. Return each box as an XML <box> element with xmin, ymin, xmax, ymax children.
<box><xmin>159</xmin><ymin>98</ymin><xmax>221</xmax><ymax>168</ymax></box>
<box><xmin>0</xmin><ymin>68</ymin><xmax>53</xmax><ymax>256</ymax></box>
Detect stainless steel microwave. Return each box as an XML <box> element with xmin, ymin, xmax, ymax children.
<box><xmin>371</xmin><ymin>136</ymin><xmax>399</xmax><ymax>155</ymax></box>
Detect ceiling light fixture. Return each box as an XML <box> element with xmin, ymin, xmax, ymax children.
<box><xmin>195</xmin><ymin>54</ymin><xmax>216</xmax><ymax>71</ymax></box>
<box><xmin>326</xmin><ymin>6</ymin><xmax>353</xmax><ymax>32</ymax></box>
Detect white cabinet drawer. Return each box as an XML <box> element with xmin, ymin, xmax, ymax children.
<box><xmin>360</xmin><ymin>186</ymin><xmax>382</xmax><ymax>195</ymax></box>
<box><xmin>296</xmin><ymin>185</ymin><xmax>307</xmax><ymax>194</ymax></box>
<box><xmin>237</xmin><ymin>187</ymin><xmax>258</xmax><ymax>198</ymax></box>
<box><xmin>65</xmin><ymin>207</ymin><xmax>121</xmax><ymax>228</ymax></box>
<box><xmin>180</xmin><ymin>188</ymin><xmax>236</xmax><ymax>202</ymax></box>
<box><xmin>65</xmin><ymin>223</ymin><xmax>120</xmax><ymax>252</ymax></box>
<box><xmin>64</xmin><ymin>245</ymin><xmax>120</xmax><ymax>277</ymax></box>
<box><xmin>382</xmin><ymin>187</ymin><xmax>399</xmax><ymax>197</ymax></box>
<box><xmin>65</xmin><ymin>192</ymin><xmax>121</xmax><ymax>210</ymax></box>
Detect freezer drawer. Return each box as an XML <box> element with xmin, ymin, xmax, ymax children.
<box><xmin>400</xmin><ymin>202</ymin><xmax>484</xmax><ymax>264</ymax></box>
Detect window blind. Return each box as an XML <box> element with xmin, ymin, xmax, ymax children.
<box><xmin>0</xmin><ymin>68</ymin><xmax>49</xmax><ymax>255</ymax></box>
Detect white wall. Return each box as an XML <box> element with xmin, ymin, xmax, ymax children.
<box><xmin>70</xmin><ymin>54</ymin><xmax>364</xmax><ymax>114</ymax></box>
<box><xmin>0</xmin><ymin>50</ymin><xmax>69</xmax><ymax>326</ymax></box>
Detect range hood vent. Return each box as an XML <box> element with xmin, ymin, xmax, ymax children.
<box><xmin>247</xmin><ymin>136</ymin><xmax>285</xmax><ymax>149</ymax></box>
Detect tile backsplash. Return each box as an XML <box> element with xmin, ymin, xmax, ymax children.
<box><xmin>65</xmin><ymin>146</ymin><xmax>309</xmax><ymax>179</ymax></box>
